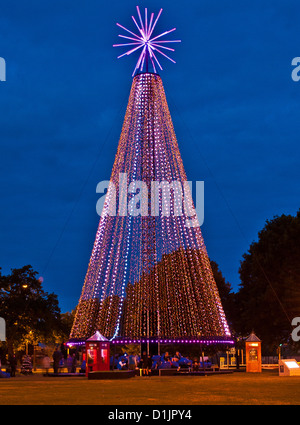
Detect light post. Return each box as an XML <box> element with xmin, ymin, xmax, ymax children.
<box><xmin>278</xmin><ymin>344</ymin><xmax>282</xmax><ymax>362</ymax></box>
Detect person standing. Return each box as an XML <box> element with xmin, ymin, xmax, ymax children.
<box><xmin>141</xmin><ymin>351</ymin><xmax>149</xmax><ymax>376</ymax></box>
<box><xmin>71</xmin><ymin>353</ymin><xmax>77</xmax><ymax>373</ymax></box>
<box><xmin>52</xmin><ymin>347</ymin><xmax>62</xmax><ymax>374</ymax></box>
<box><xmin>9</xmin><ymin>353</ymin><xmax>17</xmax><ymax>377</ymax></box>
<box><xmin>66</xmin><ymin>354</ymin><xmax>73</xmax><ymax>373</ymax></box>
<box><xmin>128</xmin><ymin>354</ymin><xmax>138</xmax><ymax>371</ymax></box>
<box><xmin>42</xmin><ymin>355</ymin><xmax>51</xmax><ymax>375</ymax></box>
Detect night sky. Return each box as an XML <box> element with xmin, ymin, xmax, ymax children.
<box><xmin>0</xmin><ymin>0</ymin><xmax>299</xmax><ymax>313</ymax></box>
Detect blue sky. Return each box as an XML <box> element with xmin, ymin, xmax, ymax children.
<box><xmin>0</xmin><ymin>0</ymin><xmax>299</xmax><ymax>312</ymax></box>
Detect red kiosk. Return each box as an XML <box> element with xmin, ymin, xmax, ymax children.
<box><xmin>245</xmin><ymin>331</ymin><xmax>262</xmax><ymax>373</ymax></box>
<box><xmin>85</xmin><ymin>331</ymin><xmax>110</xmax><ymax>376</ymax></box>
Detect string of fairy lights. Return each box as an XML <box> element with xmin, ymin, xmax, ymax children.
<box><xmin>70</xmin><ymin>73</ymin><xmax>231</xmax><ymax>342</ymax></box>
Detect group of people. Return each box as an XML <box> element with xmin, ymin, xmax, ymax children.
<box><xmin>49</xmin><ymin>347</ymin><xmax>78</xmax><ymax>374</ymax></box>
<box><xmin>0</xmin><ymin>347</ymin><xmax>79</xmax><ymax>377</ymax></box>
<box><xmin>111</xmin><ymin>350</ymin><xmax>192</xmax><ymax>375</ymax></box>
<box><xmin>112</xmin><ymin>352</ymin><xmax>153</xmax><ymax>375</ymax></box>
<box><xmin>1</xmin><ymin>347</ymin><xmax>209</xmax><ymax>378</ymax></box>
<box><xmin>162</xmin><ymin>351</ymin><xmax>182</xmax><ymax>365</ymax></box>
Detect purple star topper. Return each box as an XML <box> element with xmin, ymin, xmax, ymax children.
<box><xmin>113</xmin><ymin>6</ymin><xmax>181</xmax><ymax>76</ymax></box>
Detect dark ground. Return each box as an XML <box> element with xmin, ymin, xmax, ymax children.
<box><xmin>1</xmin><ymin>369</ymin><xmax>300</xmax><ymax>405</ymax></box>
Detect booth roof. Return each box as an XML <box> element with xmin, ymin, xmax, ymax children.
<box><xmin>86</xmin><ymin>331</ymin><xmax>108</xmax><ymax>342</ymax></box>
<box><xmin>246</xmin><ymin>332</ymin><xmax>261</xmax><ymax>342</ymax></box>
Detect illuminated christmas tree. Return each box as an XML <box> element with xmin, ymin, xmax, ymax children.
<box><xmin>70</xmin><ymin>7</ymin><xmax>232</xmax><ymax>346</ymax></box>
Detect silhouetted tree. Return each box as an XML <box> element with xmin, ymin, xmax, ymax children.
<box><xmin>0</xmin><ymin>265</ymin><xmax>62</xmax><ymax>353</ymax></box>
<box><xmin>235</xmin><ymin>210</ymin><xmax>300</xmax><ymax>353</ymax></box>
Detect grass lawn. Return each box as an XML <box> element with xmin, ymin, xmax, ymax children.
<box><xmin>1</xmin><ymin>369</ymin><xmax>300</xmax><ymax>405</ymax></box>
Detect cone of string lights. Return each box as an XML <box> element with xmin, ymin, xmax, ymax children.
<box><xmin>69</xmin><ymin>6</ymin><xmax>232</xmax><ymax>346</ymax></box>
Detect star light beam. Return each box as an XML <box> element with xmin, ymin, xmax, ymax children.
<box><xmin>113</xmin><ymin>6</ymin><xmax>181</xmax><ymax>76</ymax></box>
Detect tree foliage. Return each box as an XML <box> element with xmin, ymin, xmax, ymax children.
<box><xmin>235</xmin><ymin>210</ymin><xmax>300</xmax><ymax>352</ymax></box>
<box><xmin>0</xmin><ymin>265</ymin><xmax>67</xmax><ymax>352</ymax></box>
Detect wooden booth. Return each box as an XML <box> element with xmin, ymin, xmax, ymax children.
<box><xmin>85</xmin><ymin>331</ymin><xmax>110</xmax><ymax>376</ymax></box>
<box><xmin>245</xmin><ymin>332</ymin><xmax>261</xmax><ymax>373</ymax></box>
